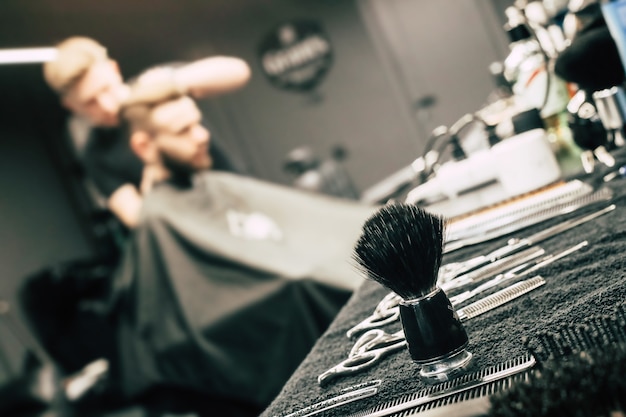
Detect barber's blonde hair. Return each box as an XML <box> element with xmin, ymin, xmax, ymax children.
<box><xmin>43</xmin><ymin>36</ymin><xmax>108</xmax><ymax>94</ymax></box>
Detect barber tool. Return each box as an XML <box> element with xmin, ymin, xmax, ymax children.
<box><xmin>489</xmin><ymin>345</ymin><xmax>626</xmax><ymax>417</ymax></box>
<box><xmin>526</xmin><ymin>304</ymin><xmax>626</xmax><ymax>363</ymax></box>
<box><xmin>456</xmin><ymin>276</ymin><xmax>545</xmax><ymax>321</ymax></box>
<box><xmin>449</xmin><ymin>241</ymin><xmax>588</xmax><ymax>306</ymax></box>
<box><xmin>346</xmin><ymin>292</ymin><xmax>402</xmax><ymax>338</ymax></box>
<box><xmin>349</xmin><ymin>330</ymin><xmax>406</xmax><ymax>358</ymax></box>
<box><xmin>444</xmin><ymin>187</ymin><xmax>613</xmax><ymax>252</ymax></box>
<box><xmin>603</xmin><ymin>164</ymin><xmax>626</xmax><ymax>182</ymax></box>
<box><xmin>446</xmin><ymin>179</ymin><xmax>592</xmax><ymax>237</ymax></box>
<box><xmin>281</xmin><ymin>380</ymin><xmax>382</xmax><ymax>417</ymax></box>
<box><xmin>440</xmin><ymin>246</ymin><xmax>545</xmax><ymax>292</ymax></box>
<box><xmin>353</xmin><ymin>204</ymin><xmax>472</xmax><ymax>383</ymax></box>
<box><xmin>495</xmin><ymin>306</ymin><xmax>626</xmax><ymax>417</ymax></box>
<box><xmin>566</xmin><ymin>89</ymin><xmax>613</xmax><ymax>173</ymax></box>
<box><xmin>346</xmin><ymin>355</ymin><xmax>536</xmax><ymax>417</ymax></box>
<box><xmin>322</xmin><ymin>273</ymin><xmax>544</xmax><ymax>386</ymax></box>
<box><xmin>593</xmin><ymin>87</ymin><xmax>626</xmax><ymax>148</ymax></box>
<box><xmin>440</xmin><ymin>203</ymin><xmax>615</xmax><ymax>280</ymax></box>
<box><xmin>318</xmin><ymin>331</ymin><xmax>407</xmax><ymax>386</ymax></box>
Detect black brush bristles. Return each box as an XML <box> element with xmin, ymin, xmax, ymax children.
<box><xmin>353</xmin><ymin>203</ymin><xmax>446</xmax><ymax>300</ymax></box>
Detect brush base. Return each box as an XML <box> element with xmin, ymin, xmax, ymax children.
<box><xmin>399</xmin><ymin>288</ymin><xmax>471</xmax><ymax>373</ymax></box>
<box><xmin>418</xmin><ymin>349</ymin><xmax>473</xmax><ymax>383</ymax></box>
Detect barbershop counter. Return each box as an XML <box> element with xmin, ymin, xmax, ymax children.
<box><xmin>261</xmin><ymin>155</ymin><xmax>626</xmax><ymax>417</ymax></box>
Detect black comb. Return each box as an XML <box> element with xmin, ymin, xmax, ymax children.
<box><xmin>525</xmin><ymin>304</ymin><xmax>626</xmax><ymax>362</ymax></box>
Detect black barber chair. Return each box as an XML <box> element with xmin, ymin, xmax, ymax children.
<box><xmin>0</xmin><ymin>302</ymin><xmax>55</xmax><ymax>416</ymax></box>
<box><xmin>19</xmin><ymin>257</ymin><xmax>119</xmax><ymax>376</ymax></box>
<box><xmin>1</xmin><ymin>257</ymin><xmax>129</xmax><ymax>416</ymax></box>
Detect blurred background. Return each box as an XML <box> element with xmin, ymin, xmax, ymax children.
<box><xmin>0</xmin><ymin>0</ymin><xmax>519</xmax><ymax>410</ymax></box>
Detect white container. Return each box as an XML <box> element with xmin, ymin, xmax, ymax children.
<box><xmin>491</xmin><ymin>128</ymin><xmax>561</xmax><ymax>197</ymax></box>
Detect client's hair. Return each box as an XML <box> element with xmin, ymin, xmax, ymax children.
<box><xmin>121</xmin><ymin>79</ymin><xmax>186</xmax><ymax>134</ymax></box>
<box><xmin>43</xmin><ymin>36</ymin><xmax>108</xmax><ymax>94</ymax></box>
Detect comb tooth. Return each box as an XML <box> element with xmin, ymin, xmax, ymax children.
<box><xmin>604</xmin><ymin>315</ymin><xmax>622</xmax><ymax>344</ymax></box>
<box><xmin>531</xmin><ymin>332</ymin><xmax>550</xmax><ymax>360</ymax></box>
<box><xmin>579</xmin><ymin>324</ymin><xmax>595</xmax><ymax>351</ymax></box>
<box><xmin>616</xmin><ymin>305</ymin><xmax>626</xmax><ymax>323</ymax></box>
<box><xmin>615</xmin><ymin>317</ymin><xmax>626</xmax><ymax>341</ymax></box>
<box><xmin>589</xmin><ymin>323</ymin><xmax>603</xmax><ymax>348</ymax></box>
<box><xmin>550</xmin><ymin>332</ymin><xmax>563</xmax><ymax>356</ymax></box>
<box><xmin>462</xmin><ymin>386</ymin><xmax>470</xmax><ymax>401</ymax></box>
<box><xmin>555</xmin><ymin>334</ymin><xmax>569</xmax><ymax>358</ymax></box>
<box><xmin>598</xmin><ymin>314</ymin><xmax>626</xmax><ymax>346</ymax></box>
<box><xmin>544</xmin><ymin>331</ymin><xmax>561</xmax><ymax>359</ymax></box>
<box><xmin>566</xmin><ymin>325</ymin><xmax>584</xmax><ymax>353</ymax></box>
<box><xmin>555</xmin><ymin>332</ymin><xmax>569</xmax><ymax>358</ymax></box>
<box><xmin>424</xmin><ymin>400</ymin><xmax>436</xmax><ymax>410</ymax></box>
<box><xmin>593</xmin><ymin>317</ymin><xmax>608</xmax><ymax>346</ymax></box>
<box><xmin>595</xmin><ymin>317</ymin><xmax>608</xmax><ymax>346</ymax></box>
<box><xmin>598</xmin><ymin>315</ymin><xmax>612</xmax><ymax>344</ymax></box>
<box><xmin>558</xmin><ymin>326</ymin><xmax>575</xmax><ymax>355</ymax></box>
<box><xmin>609</xmin><ymin>315</ymin><xmax>624</xmax><ymax>342</ymax></box>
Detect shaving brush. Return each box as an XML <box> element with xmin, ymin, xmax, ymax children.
<box><xmin>354</xmin><ymin>203</ymin><xmax>472</xmax><ymax>382</ymax></box>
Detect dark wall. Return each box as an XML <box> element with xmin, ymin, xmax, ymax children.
<box><xmin>0</xmin><ymin>65</ymin><xmax>97</xmax><ymax>380</ymax></box>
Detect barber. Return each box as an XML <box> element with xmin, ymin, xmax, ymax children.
<box><xmin>43</xmin><ymin>36</ymin><xmax>251</xmax><ymax>228</ymax></box>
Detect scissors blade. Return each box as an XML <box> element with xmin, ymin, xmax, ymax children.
<box><xmin>318</xmin><ymin>339</ymin><xmax>407</xmax><ymax>386</ymax></box>
<box><xmin>346</xmin><ymin>293</ymin><xmax>402</xmax><ymax>338</ymax></box>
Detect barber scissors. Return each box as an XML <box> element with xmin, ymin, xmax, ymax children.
<box><xmin>346</xmin><ymin>292</ymin><xmax>402</xmax><ymax>338</ymax></box>
<box><xmin>318</xmin><ymin>329</ymin><xmax>406</xmax><ymax>386</ymax></box>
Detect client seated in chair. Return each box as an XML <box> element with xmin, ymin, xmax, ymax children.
<box><xmin>104</xmin><ymin>84</ymin><xmax>377</xmax><ymax>415</ymax></box>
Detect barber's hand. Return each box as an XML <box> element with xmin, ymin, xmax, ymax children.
<box><xmin>122</xmin><ymin>56</ymin><xmax>250</xmax><ymax>108</ymax></box>
<box><xmin>173</xmin><ymin>56</ymin><xmax>251</xmax><ymax>99</ymax></box>
<box><xmin>140</xmin><ymin>165</ymin><xmax>161</xmax><ymax>195</ymax></box>
<box><xmin>123</xmin><ymin>67</ymin><xmax>186</xmax><ymax>107</ymax></box>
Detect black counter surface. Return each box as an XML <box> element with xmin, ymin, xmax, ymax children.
<box><xmin>261</xmin><ymin>151</ymin><xmax>626</xmax><ymax>417</ymax></box>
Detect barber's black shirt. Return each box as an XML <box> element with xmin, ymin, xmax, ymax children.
<box><xmin>83</xmin><ymin>124</ymin><xmax>142</xmax><ymax>198</ymax></box>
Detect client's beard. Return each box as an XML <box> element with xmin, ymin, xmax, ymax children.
<box><xmin>161</xmin><ymin>152</ymin><xmax>195</xmax><ymax>188</ymax></box>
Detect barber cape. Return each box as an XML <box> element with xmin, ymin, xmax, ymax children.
<box><xmin>111</xmin><ymin>171</ymin><xmax>375</xmax><ymax>411</ymax></box>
